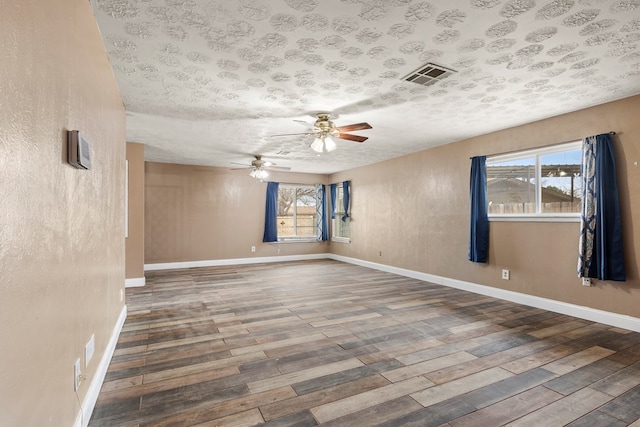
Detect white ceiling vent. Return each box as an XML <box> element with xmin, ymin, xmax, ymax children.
<box><xmin>403</xmin><ymin>63</ymin><xmax>457</xmax><ymax>86</ymax></box>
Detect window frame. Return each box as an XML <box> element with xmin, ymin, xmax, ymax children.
<box><xmin>487</xmin><ymin>141</ymin><xmax>582</xmax><ymax>222</ymax></box>
<box><xmin>277</xmin><ymin>184</ymin><xmax>318</xmax><ymax>242</ymax></box>
<box><xmin>331</xmin><ymin>183</ymin><xmax>351</xmax><ymax>243</ymax></box>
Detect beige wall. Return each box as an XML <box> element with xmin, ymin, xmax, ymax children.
<box><xmin>126</xmin><ymin>143</ymin><xmax>145</xmax><ymax>279</ymax></box>
<box><xmin>330</xmin><ymin>95</ymin><xmax>640</xmax><ymax>318</ymax></box>
<box><xmin>0</xmin><ymin>1</ymin><xmax>126</xmax><ymax>425</ymax></box>
<box><xmin>145</xmin><ymin>162</ymin><xmax>328</xmax><ymax>264</ymax></box>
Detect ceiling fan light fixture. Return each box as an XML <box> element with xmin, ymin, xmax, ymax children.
<box><xmin>310</xmin><ymin>136</ymin><xmax>324</xmax><ymax>153</ymax></box>
<box><xmin>250</xmin><ymin>167</ymin><xmax>269</xmax><ymax>180</ymax></box>
<box><xmin>324</xmin><ymin>136</ymin><xmax>337</xmax><ymax>152</ymax></box>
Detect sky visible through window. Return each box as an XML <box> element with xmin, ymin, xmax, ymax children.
<box><xmin>489</xmin><ymin>148</ymin><xmax>582</xmax><ymax>196</ymax></box>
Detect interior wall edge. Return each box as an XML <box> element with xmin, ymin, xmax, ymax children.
<box><xmin>125</xmin><ymin>142</ymin><xmax>145</xmax><ymax>279</ymax></box>
<box><xmin>74</xmin><ymin>305</ymin><xmax>127</xmax><ymax>427</ymax></box>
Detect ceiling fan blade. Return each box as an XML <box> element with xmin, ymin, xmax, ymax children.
<box><xmin>294</xmin><ymin>120</ymin><xmax>315</xmax><ymax>129</ymax></box>
<box><xmin>335</xmin><ymin>122</ymin><xmax>372</xmax><ymax>132</ymax></box>
<box><xmin>230</xmin><ymin>162</ymin><xmax>250</xmax><ymax>167</ymax></box>
<box><xmin>337</xmin><ymin>133</ymin><xmax>368</xmax><ymax>143</ymax></box>
<box><xmin>230</xmin><ymin>166</ymin><xmax>250</xmax><ymax>170</ymax></box>
<box><xmin>266</xmin><ymin>165</ymin><xmax>291</xmax><ymax>171</ymax></box>
<box><xmin>267</xmin><ymin>132</ymin><xmax>316</xmax><ymax>138</ymax></box>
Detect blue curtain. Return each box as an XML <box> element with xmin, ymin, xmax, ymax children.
<box><xmin>342</xmin><ymin>180</ymin><xmax>350</xmax><ymax>222</ymax></box>
<box><xmin>468</xmin><ymin>156</ymin><xmax>489</xmax><ymax>263</ymax></box>
<box><xmin>315</xmin><ymin>184</ymin><xmax>328</xmax><ymax>241</ymax></box>
<box><xmin>578</xmin><ymin>133</ymin><xmax>625</xmax><ymax>281</ymax></box>
<box><xmin>330</xmin><ymin>183</ymin><xmax>337</xmax><ymax>219</ymax></box>
<box><xmin>263</xmin><ymin>181</ymin><xmax>279</xmax><ymax>243</ymax></box>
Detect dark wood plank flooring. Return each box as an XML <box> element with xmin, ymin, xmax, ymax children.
<box><xmin>89</xmin><ymin>260</ymin><xmax>640</xmax><ymax>426</ymax></box>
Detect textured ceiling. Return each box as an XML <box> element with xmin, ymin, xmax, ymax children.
<box><xmin>92</xmin><ymin>0</ymin><xmax>640</xmax><ymax>174</ymax></box>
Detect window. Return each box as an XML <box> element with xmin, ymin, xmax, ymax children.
<box><xmin>486</xmin><ymin>141</ymin><xmax>582</xmax><ymax>220</ymax></box>
<box><xmin>332</xmin><ymin>184</ymin><xmax>350</xmax><ymax>242</ymax></box>
<box><xmin>277</xmin><ymin>185</ymin><xmax>317</xmax><ymax>240</ymax></box>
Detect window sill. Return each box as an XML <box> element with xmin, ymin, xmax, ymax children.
<box><xmin>277</xmin><ymin>238</ymin><xmax>320</xmax><ymax>243</ymax></box>
<box><xmin>489</xmin><ymin>215</ymin><xmax>580</xmax><ymax>223</ymax></box>
<box><xmin>331</xmin><ymin>237</ymin><xmax>351</xmax><ymax>244</ymax></box>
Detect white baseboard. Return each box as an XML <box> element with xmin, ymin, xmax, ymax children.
<box><xmin>125</xmin><ymin>277</ymin><xmax>146</xmax><ymax>288</ymax></box>
<box><xmin>329</xmin><ymin>254</ymin><xmax>640</xmax><ymax>333</ymax></box>
<box><xmin>329</xmin><ymin>254</ymin><xmax>444</xmax><ymax>287</ymax></box>
<box><xmin>74</xmin><ymin>304</ymin><xmax>127</xmax><ymax>427</ymax></box>
<box><xmin>144</xmin><ymin>253</ymin><xmax>331</xmax><ymax>271</ymax></box>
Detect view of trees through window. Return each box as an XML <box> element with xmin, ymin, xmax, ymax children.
<box><xmin>277</xmin><ymin>185</ymin><xmax>317</xmax><ymax>238</ymax></box>
<box><xmin>486</xmin><ymin>143</ymin><xmax>582</xmax><ymax>216</ymax></box>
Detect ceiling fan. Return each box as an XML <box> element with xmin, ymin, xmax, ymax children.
<box><xmin>231</xmin><ymin>155</ymin><xmax>290</xmax><ymax>180</ymax></box>
<box><xmin>270</xmin><ymin>113</ymin><xmax>372</xmax><ymax>153</ymax></box>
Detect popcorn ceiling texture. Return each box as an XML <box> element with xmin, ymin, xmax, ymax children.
<box><xmin>93</xmin><ymin>0</ymin><xmax>640</xmax><ymax>173</ymax></box>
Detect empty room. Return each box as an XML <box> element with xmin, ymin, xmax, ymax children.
<box><xmin>2</xmin><ymin>0</ymin><xmax>640</xmax><ymax>426</ymax></box>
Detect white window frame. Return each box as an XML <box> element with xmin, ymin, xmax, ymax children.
<box><xmin>332</xmin><ymin>184</ymin><xmax>351</xmax><ymax>243</ymax></box>
<box><xmin>487</xmin><ymin>141</ymin><xmax>582</xmax><ymax>223</ymax></box>
<box><xmin>278</xmin><ymin>184</ymin><xmax>318</xmax><ymax>242</ymax></box>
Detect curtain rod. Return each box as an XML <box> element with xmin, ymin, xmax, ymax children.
<box><xmin>470</xmin><ymin>131</ymin><xmax>616</xmax><ymax>159</ymax></box>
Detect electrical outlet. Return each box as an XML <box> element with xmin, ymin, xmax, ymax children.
<box><xmin>85</xmin><ymin>335</ymin><xmax>95</xmax><ymax>366</ymax></box>
<box><xmin>251</xmin><ymin>246</ymin><xmax>256</xmax><ymax>253</ymax></box>
<box><xmin>502</xmin><ymin>269</ymin><xmax>510</xmax><ymax>280</ymax></box>
<box><xmin>74</xmin><ymin>358</ymin><xmax>81</xmax><ymax>391</ymax></box>
<box><xmin>120</xmin><ymin>288</ymin><xmax>124</xmax><ymax>302</ymax></box>
<box><xmin>582</xmin><ymin>277</ymin><xmax>592</xmax><ymax>287</ymax></box>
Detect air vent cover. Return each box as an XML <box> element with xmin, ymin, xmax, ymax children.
<box><xmin>403</xmin><ymin>63</ymin><xmax>457</xmax><ymax>86</ymax></box>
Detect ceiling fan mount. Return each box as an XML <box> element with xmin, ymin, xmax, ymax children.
<box><xmin>312</xmin><ymin>113</ymin><xmax>339</xmax><ymax>137</ymax></box>
<box><xmin>250</xmin><ymin>155</ymin><xmax>269</xmax><ymax>169</ymax></box>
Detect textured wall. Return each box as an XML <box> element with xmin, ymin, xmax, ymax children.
<box><xmin>330</xmin><ymin>95</ymin><xmax>640</xmax><ymax>319</ymax></box>
<box><xmin>145</xmin><ymin>163</ymin><xmax>329</xmax><ymax>264</ymax></box>
<box><xmin>126</xmin><ymin>143</ymin><xmax>145</xmax><ymax>279</ymax></box>
<box><xmin>0</xmin><ymin>0</ymin><xmax>126</xmax><ymax>425</ymax></box>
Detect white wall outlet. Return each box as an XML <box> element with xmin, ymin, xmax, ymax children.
<box><xmin>251</xmin><ymin>246</ymin><xmax>256</xmax><ymax>253</ymax></box>
<box><xmin>582</xmin><ymin>277</ymin><xmax>592</xmax><ymax>287</ymax></box>
<box><xmin>85</xmin><ymin>334</ymin><xmax>95</xmax><ymax>366</ymax></box>
<box><xmin>120</xmin><ymin>288</ymin><xmax>124</xmax><ymax>302</ymax></box>
<box><xmin>502</xmin><ymin>269</ymin><xmax>510</xmax><ymax>280</ymax></box>
<box><xmin>74</xmin><ymin>358</ymin><xmax>81</xmax><ymax>391</ymax></box>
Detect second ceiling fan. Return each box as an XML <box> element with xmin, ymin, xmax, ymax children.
<box><xmin>271</xmin><ymin>113</ymin><xmax>372</xmax><ymax>153</ymax></box>
<box><xmin>230</xmin><ymin>155</ymin><xmax>290</xmax><ymax>180</ymax></box>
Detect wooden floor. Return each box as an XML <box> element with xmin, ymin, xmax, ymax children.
<box><xmin>89</xmin><ymin>260</ymin><xmax>640</xmax><ymax>427</ymax></box>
